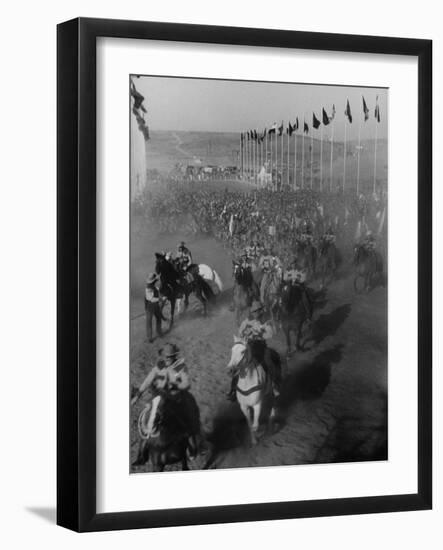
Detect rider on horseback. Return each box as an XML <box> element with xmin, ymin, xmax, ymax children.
<box><xmin>258</xmin><ymin>247</ymin><xmax>282</xmax><ymax>304</ymax></box>
<box><xmin>323</xmin><ymin>226</ymin><xmax>336</xmax><ymax>244</ymax></box>
<box><xmin>144</xmin><ymin>272</ymin><xmax>164</xmax><ymax>343</ymax></box>
<box><xmin>227</xmin><ymin>300</ymin><xmax>280</xmax><ymax>401</ymax></box>
<box><xmin>176</xmin><ymin>241</ymin><xmax>193</xmax><ymax>271</ymax></box>
<box><xmin>283</xmin><ymin>261</ymin><xmax>313</xmax><ymax>321</ymax></box>
<box><xmin>132</xmin><ymin>343</ymin><xmax>200</xmax><ymax>465</ymax></box>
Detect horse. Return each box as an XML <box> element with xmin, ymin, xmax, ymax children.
<box><xmin>197</xmin><ymin>263</ymin><xmax>223</xmax><ymax>293</ymax></box>
<box><xmin>232</xmin><ymin>261</ymin><xmax>259</xmax><ymax>325</ymax></box>
<box><xmin>317</xmin><ymin>238</ymin><xmax>338</xmax><ymax>289</ymax></box>
<box><xmin>260</xmin><ymin>268</ymin><xmax>281</xmax><ymax>328</ymax></box>
<box><xmin>277</xmin><ymin>280</ymin><xmax>312</xmax><ymax>355</ymax></box>
<box><xmin>295</xmin><ymin>239</ymin><xmax>317</xmax><ymax>278</ymax></box>
<box><xmin>227</xmin><ymin>337</ymin><xmax>281</xmax><ymax>445</ymax></box>
<box><xmin>136</xmin><ymin>390</ymin><xmax>201</xmax><ymax>472</ymax></box>
<box><xmin>353</xmin><ymin>245</ymin><xmax>383</xmax><ymax>293</ymax></box>
<box><xmin>155</xmin><ymin>254</ymin><xmax>215</xmax><ymax>325</ymax></box>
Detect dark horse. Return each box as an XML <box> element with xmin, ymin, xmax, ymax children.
<box><xmin>353</xmin><ymin>245</ymin><xmax>383</xmax><ymax>293</ymax></box>
<box><xmin>155</xmin><ymin>253</ymin><xmax>215</xmax><ymax>327</ymax></box>
<box><xmin>295</xmin><ymin>239</ymin><xmax>317</xmax><ymax>278</ymax></box>
<box><xmin>278</xmin><ymin>281</ymin><xmax>312</xmax><ymax>355</ymax></box>
<box><xmin>232</xmin><ymin>261</ymin><xmax>259</xmax><ymax>325</ymax></box>
<box><xmin>317</xmin><ymin>239</ymin><xmax>339</xmax><ymax>289</ymax></box>
<box><xmin>136</xmin><ymin>390</ymin><xmax>201</xmax><ymax>472</ymax></box>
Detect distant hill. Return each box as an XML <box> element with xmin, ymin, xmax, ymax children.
<box><xmin>143</xmin><ymin>130</ymin><xmax>388</xmax><ymax>195</ymax></box>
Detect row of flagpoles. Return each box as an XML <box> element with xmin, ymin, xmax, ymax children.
<box><xmin>240</xmin><ymin>95</ymin><xmax>382</xmax><ymax>195</ymax></box>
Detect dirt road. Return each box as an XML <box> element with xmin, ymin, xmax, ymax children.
<box><xmin>130</xmin><ymin>228</ymin><xmax>387</xmax><ymax>472</ymax></box>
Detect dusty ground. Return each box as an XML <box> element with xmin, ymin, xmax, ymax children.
<box><xmin>130</xmin><ymin>225</ymin><xmax>387</xmax><ymax>473</ymax></box>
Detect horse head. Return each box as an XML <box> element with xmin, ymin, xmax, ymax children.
<box><xmin>154</xmin><ymin>252</ymin><xmax>166</xmax><ymax>274</ymax></box>
<box><xmin>227</xmin><ymin>336</ymin><xmax>247</xmax><ymax>372</ymax></box>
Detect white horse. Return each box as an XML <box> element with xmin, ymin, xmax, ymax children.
<box><xmin>198</xmin><ymin>263</ymin><xmax>223</xmax><ymax>293</ymax></box>
<box><xmin>176</xmin><ymin>263</ymin><xmax>223</xmax><ymax>314</ymax></box>
<box><xmin>227</xmin><ymin>336</ymin><xmax>276</xmax><ymax>445</ymax></box>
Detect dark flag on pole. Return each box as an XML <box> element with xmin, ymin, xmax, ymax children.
<box><xmin>287</xmin><ymin>122</ymin><xmax>294</xmax><ymax>136</ymax></box>
<box><xmin>345</xmin><ymin>99</ymin><xmax>353</xmax><ymax>123</ymax></box>
<box><xmin>363</xmin><ymin>96</ymin><xmax>369</xmax><ymax>121</ymax></box>
<box><xmin>278</xmin><ymin>121</ymin><xmax>284</xmax><ymax>136</ymax></box>
<box><xmin>268</xmin><ymin>123</ymin><xmax>277</xmax><ymax>134</ymax></box>
<box><xmin>331</xmin><ymin>104</ymin><xmax>336</xmax><ymax>121</ymax></box>
<box><xmin>253</xmin><ymin>129</ymin><xmax>258</xmax><ymax>140</ymax></box>
<box><xmin>294</xmin><ymin>117</ymin><xmax>299</xmax><ymax>130</ymax></box>
<box><xmin>303</xmin><ymin>121</ymin><xmax>309</xmax><ymax>134</ymax></box>
<box><xmin>322</xmin><ymin>107</ymin><xmax>330</xmax><ymax>126</ymax></box>
<box><xmin>312</xmin><ymin>112</ymin><xmax>321</xmax><ymax>129</ymax></box>
<box><xmin>375</xmin><ymin>96</ymin><xmax>381</xmax><ymax>122</ymax></box>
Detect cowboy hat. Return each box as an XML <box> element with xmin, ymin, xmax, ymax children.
<box><xmin>146</xmin><ymin>273</ymin><xmax>158</xmax><ymax>285</ymax></box>
<box><xmin>164</xmin><ymin>343</ymin><xmax>179</xmax><ymax>358</ymax></box>
<box><xmin>250</xmin><ymin>300</ymin><xmax>264</xmax><ymax>314</ymax></box>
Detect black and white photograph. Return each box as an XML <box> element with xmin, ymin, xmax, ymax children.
<box><xmin>129</xmin><ymin>75</ymin><xmax>388</xmax><ymax>473</ymax></box>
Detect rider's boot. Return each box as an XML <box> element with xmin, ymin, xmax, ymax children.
<box><xmin>132</xmin><ymin>440</ymin><xmax>146</xmax><ymax>466</ymax></box>
<box><xmin>226</xmin><ymin>375</ymin><xmax>238</xmax><ymax>401</ymax></box>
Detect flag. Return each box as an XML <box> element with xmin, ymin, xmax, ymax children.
<box><xmin>294</xmin><ymin>117</ymin><xmax>299</xmax><ymax>130</ymax></box>
<box><xmin>253</xmin><ymin>129</ymin><xmax>258</xmax><ymax>140</ymax></box>
<box><xmin>303</xmin><ymin>121</ymin><xmax>309</xmax><ymax>134</ymax></box>
<box><xmin>375</xmin><ymin>96</ymin><xmax>381</xmax><ymax>122</ymax></box>
<box><xmin>287</xmin><ymin>122</ymin><xmax>294</xmax><ymax>136</ymax></box>
<box><xmin>322</xmin><ymin>108</ymin><xmax>330</xmax><ymax>126</ymax></box>
<box><xmin>345</xmin><ymin>99</ymin><xmax>353</xmax><ymax>123</ymax></box>
<box><xmin>247</xmin><ymin>131</ymin><xmax>250</xmax><ymax>140</ymax></box>
<box><xmin>268</xmin><ymin>123</ymin><xmax>277</xmax><ymax>134</ymax></box>
<box><xmin>278</xmin><ymin>121</ymin><xmax>284</xmax><ymax>136</ymax></box>
<box><xmin>312</xmin><ymin>112</ymin><xmax>321</xmax><ymax>129</ymax></box>
<box><xmin>363</xmin><ymin>96</ymin><xmax>369</xmax><ymax>121</ymax></box>
<box><xmin>331</xmin><ymin>104</ymin><xmax>336</xmax><ymax>121</ymax></box>
<box><xmin>130</xmin><ymin>82</ymin><xmax>146</xmax><ymax>112</ymax></box>
<box><xmin>229</xmin><ymin>214</ymin><xmax>235</xmax><ymax>236</ymax></box>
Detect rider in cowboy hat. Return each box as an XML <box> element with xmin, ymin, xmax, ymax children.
<box><xmin>176</xmin><ymin>241</ymin><xmax>193</xmax><ymax>272</ymax></box>
<box><xmin>163</xmin><ymin>343</ymin><xmax>201</xmax><ymax>458</ymax></box>
<box><xmin>227</xmin><ymin>301</ymin><xmax>276</xmax><ymax>401</ymax></box>
<box><xmin>144</xmin><ymin>272</ymin><xmax>163</xmax><ymax>343</ymax></box>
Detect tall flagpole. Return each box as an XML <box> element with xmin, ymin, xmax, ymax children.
<box><xmin>330</xmin><ymin>115</ymin><xmax>335</xmax><ymax>191</ymax></box>
<box><xmin>245</xmin><ymin>134</ymin><xmax>248</xmax><ymax>179</ymax></box>
<box><xmin>270</xmin><ymin>132</ymin><xmax>273</xmax><ymax>189</ymax></box>
<box><xmin>240</xmin><ymin>133</ymin><xmax>243</xmax><ymax>178</ymax></box>
<box><xmin>294</xmin><ymin>124</ymin><xmax>297</xmax><ymax>190</ymax></box>
<box><xmin>275</xmin><ymin>128</ymin><xmax>278</xmax><ymax>190</ymax></box>
<box><xmin>343</xmin><ymin>111</ymin><xmax>347</xmax><ymax>193</ymax></box>
<box><xmin>373</xmin><ymin>115</ymin><xmax>378</xmax><ymax>195</ymax></box>
<box><xmin>320</xmin><ymin>112</ymin><xmax>323</xmax><ymax>192</ymax></box>
<box><xmin>357</xmin><ymin>100</ymin><xmax>362</xmax><ymax>196</ymax></box>
<box><xmin>281</xmin><ymin>127</ymin><xmax>284</xmax><ymax>188</ymax></box>
<box><xmin>301</xmin><ymin>120</ymin><xmax>305</xmax><ymax>190</ymax></box>
<box><xmin>287</xmin><ymin>128</ymin><xmax>290</xmax><ymax>188</ymax></box>
<box><xmin>310</xmin><ymin>123</ymin><xmax>314</xmax><ymax>190</ymax></box>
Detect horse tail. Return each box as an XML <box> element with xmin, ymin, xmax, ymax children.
<box><xmin>200</xmin><ymin>278</ymin><xmax>216</xmax><ymax>303</ymax></box>
<box><xmin>212</xmin><ymin>269</ymin><xmax>223</xmax><ymax>292</ymax></box>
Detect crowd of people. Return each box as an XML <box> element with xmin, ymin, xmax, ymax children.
<box><xmin>135</xmin><ymin>180</ymin><xmax>387</xmax><ymax>269</ymax></box>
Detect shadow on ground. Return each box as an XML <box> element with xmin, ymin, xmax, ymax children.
<box><xmin>310</xmin><ymin>303</ymin><xmax>352</xmax><ymax>345</ymax></box>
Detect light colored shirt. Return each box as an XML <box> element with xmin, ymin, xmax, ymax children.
<box><xmin>239</xmin><ymin>318</ymin><xmax>273</xmax><ymax>342</ymax></box>
<box><xmin>145</xmin><ymin>287</ymin><xmax>160</xmax><ymax>303</ymax></box>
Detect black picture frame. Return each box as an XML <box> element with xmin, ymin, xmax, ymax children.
<box><xmin>57</xmin><ymin>17</ymin><xmax>432</xmax><ymax>532</ymax></box>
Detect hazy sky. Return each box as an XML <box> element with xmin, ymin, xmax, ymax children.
<box><xmin>133</xmin><ymin>75</ymin><xmax>388</xmax><ymax>142</ymax></box>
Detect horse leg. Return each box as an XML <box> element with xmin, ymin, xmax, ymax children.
<box><xmin>239</xmin><ymin>402</ymin><xmax>256</xmax><ymax>446</ymax></box>
<box><xmin>251</xmin><ymin>402</ymin><xmax>262</xmax><ymax>441</ymax></box>
<box><xmin>284</xmin><ymin>325</ymin><xmax>291</xmax><ymax>356</ymax></box>
<box><xmin>296</xmin><ymin>320</ymin><xmax>304</xmax><ymax>351</ymax></box>
<box><xmin>195</xmin><ymin>289</ymin><xmax>207</xmax><ymax>316</ymax></box>
<box><xmin>169</xmin><ymin>298</ymin><xmax>175</xmax><ymax>328</ymax></box>
<box><xmin>182</xmin><ymin>452</ymin><xmax>189</xmax><ymax>471</ymax></box>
